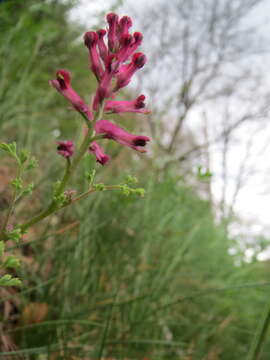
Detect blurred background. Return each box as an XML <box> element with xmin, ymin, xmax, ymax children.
<box><xmin>1</xmin><ymin>0</ymin><xmax>270</xmax><ymax>358</ymax></box>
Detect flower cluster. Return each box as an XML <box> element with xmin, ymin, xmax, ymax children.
<box><xmin>50</xmin><ymin>13</ymin><xmax>150</xmax><ymax>165</ymax></box>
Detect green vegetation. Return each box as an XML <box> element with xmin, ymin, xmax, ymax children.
<box><xmin>1</xmin><ymin>1</ymin><xmax>270</xmax><ymax>359</ymax></box>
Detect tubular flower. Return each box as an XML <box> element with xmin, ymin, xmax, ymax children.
<box><xmin>105</xmin><ymin>95</ymin><xmax>150</xmax><ymax>114</ymax></box>
<box><xmin>96</xmin><ymin>29</ymin><xmax>108</xmax><ymax>63</ymax></box>
<box><xmin>93</xmin><ymin>55</ymin><xmax>115</xmax><ymax>110</ymax></box>
<box><xmin>89</xmin><ymin>141</ymin><xmax>110</xmax><ymax>165</ymax></box>
<box><xmin>84</xmin><ymin>31</ymin><xmax>104</xmax><ymax>81</ymax></box>
<box><xmin>95</xmin><ymin>120</ymin><xmax>150</xmax><ymax>153</ymax></box>
<box><xmin>57</xmin><ymin>140</ymin><xmax>74</xmax><ymax>158</ymax></box>
<box><xmin>106</xmin><ymin>13</ymin><xmax>119</xmax><ymax>52</ymax></box>
<box><xmin>49</xmin><ymin>70</ymin><xmax>93</xmax><ymax>121</ymax></box>
<box><xmin>114</xmin><ymin>53</ymin><xmax>147</xmax><ymax>91</ymax></box>
<box><xmin>117</xmin><ymin>16</ymin><xmax>133</xmax><ymax>40</ymax></box>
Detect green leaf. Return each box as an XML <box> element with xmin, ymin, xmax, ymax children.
<box><xmin>0</xmin><ymin>143</ymin><xmax>11</xmax><ymax>153</ymax></box>
<box><xmin>4</xmin><ymin>256</ymin><xmax>21</xmax><ymax>269</ymax></box>
<box><xmin>0</xmin><ymin>274</ymin><xmax>22</xmax><ymax>287</ymax></box>
<box><xmin>7</xmin><ymin>228</ymin><xmax>22</xmax><ymax>244</ymax></box>
<box><xmin>20</xmin><ymin>149</ymin><xmax>29</xmax><ymax>164</ymax></box>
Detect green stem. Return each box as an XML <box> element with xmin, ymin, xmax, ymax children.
<box><xmin>19</xmin><ymin>101</ymin><xmax>105</xmax><ymax>233</ymax></box>
<box><xmin>62</xmin><ymin>185</ymin><xmax>121</xmax><ymax>207</ymax></box>
<box><xmin>247</xmin><ymin>298</ymin><xmax>270</xmax><ymax>360</ymax></box>
<box><xmin>1</xmin><ymin>166</ymin><xmax>22</xmax><ymax>232</ymax></box>
<box><xmin>20</xmin><ymin>203</ymin><xmax>55</xmax><ymax>231</ymax></box>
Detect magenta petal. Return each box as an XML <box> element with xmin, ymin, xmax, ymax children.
<box><xmin>57</xmin><ymin>140</ymin><xmax>74</xmax><ymax>158</ymax></box>
<box><xmin>95</xmin><ymin>119</ymin><xmax>150</xmax><ymax>152</ymax></box>
<box><xmin>89</xmin><ymin>141</ymin><xmax>110</xmax><ymax>165</ymax></box>
<box><xmin>49</xmin><ymin>70</ymin><xmax>93</xmax><ymax>121</ymax></box>
<box><xmin>104</xmin><ymin>94</ymin><xmax>150</xmax><ymax>114</ymax></box>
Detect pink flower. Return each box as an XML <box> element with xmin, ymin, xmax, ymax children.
<box><xmin>95</xmin><ymin>119</ymin><xmax>150</xmax><ymax>153</ymax></box>
<box><xmin>106</xmin><ymin>13</ymin><xmax>119</xmax><ymax>52</ymax></box>
<box><xmin>49</xmin><ymin>70</ymin><xmax>93</xmax><ymax>121</ymax></box>
<box><xmin>84</xmin><ymin>32</ymin><xmax>104</xmax><ymax>81</ymax></box>
<box><xmin>114</xmin><ymin>52</ymin><xmax>147</xmax><ymax>91</ymax></box>
<box><xmin>105</xmin><ymin>95</ymin><xmax>150</xmax><ymax>114</ymax></box>
<box><xmin>116</xmin><ymin>34</ymin><xmax>133</xmax><ymax>62</ymax></box>
<box><xmin>116</xmin><ymin>32</ymin><xmax>143</xmax><ymax>64</ymax></box>
<box><xmin>57</xmin><ymin>140</ymin><xmax>74</xmax><ymax>158</ymax></box>
<box><xmin>93</xmin><ymin>55</ymin><xmax>115</xmax><ymax>110</ymax></box>
<box><xmin>96</xmin><ymin>29</ymin><xmax>108</xmax><ymax>64</ymax></box>
<box><xmin>89</xmin><ymin>141</ymin><xmax>110</xmax><ymax>165</ymax></box>
<box><xmin>117</xmin><ymin>16</ymin><xmax>133</xmax><ymax>40</ymax></box>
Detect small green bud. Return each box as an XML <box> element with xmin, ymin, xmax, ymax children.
<box><xmin>120</xmin><ymin>184</ymin><xmax>131</xmax><ymax>196</ymax></box>
<box><xmin>93</xmin><ymin>183</ymin><xmax>105</xmax><ymax>191</ymax></box>
<box><xmin>11</xmin><ymin>177</ymin><xmax>23</xmax><ymax>190</ymax></box>
<box><xmin>125</xmin><ymin>175</ymin><xmax>138</xmax><ymax>185</ymax></box>
<box><xmin>20</xmin><ymin>149</ymin><xmax>29</xmax><ymax>164</ymax></box>
<box><xmin>134</xmin><ymin>188</ymin><xmax>145</xmax><ymax>197</ymax></box>
<box><xmin>27</xmin><ymin>157</ymin><xmax>38</xmax><ymax>170</ymax></box>
<box><xmin>22</xmin><ymin>183</ymin><xmax>34</xmax><ymax>197</ymax></box>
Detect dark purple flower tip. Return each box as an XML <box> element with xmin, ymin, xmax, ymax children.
<box><xmin>84</xmin><ymin>31</ymin><xmax>98</xmax><ymax>47</ymax></box>
<box><xmin>132</xmin><ymin>52</ymin><xmax>147</xmax><ymax>68</ymax></box>
<box><xmin>57</xmin><ymin>140</ymin><xmax>74</xmax><ymax>158</ymax></box>
<box><xmin>133</xmin><ymin>136</ymin><xmax>150</xmax><ymax>147</ymax></box>
<box><xmin>56</xmin><ymin>69</ymin><xmax>71</xmax><ymax>89</ymax></box>
<box><xmin>120</xmin><ymin>34</ymin><xmax>133</xmax><ymax>47</ymax></box>
<box><xmin>135</xmin><ymin>95</ymin><xmax>146</xmax><ymax>109</ymax></box>
<box><xmin>133</xmin><ymin>32</ymin><xmax>143</xmax><ymax>44</ymax></box>
<box><xmin>119</xmin><ymin>16</ymin><xmax>132</xmax><ymax>28</ymax></box>
<box><xmin>97</xmin><ymin>29</ymin><xmax>106</xmax><ymax>38</ymax></box>
<box><xmin>107</xmin><ymin>12</ymin><xmax>119</xmax><ymax>24</ymax></box>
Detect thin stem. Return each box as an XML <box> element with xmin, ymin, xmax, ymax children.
<box><xmin>1</xmin><ymin>166</ymin><xmax>21</xmax><ymax>232</ymax></box>
<box><xmin>62</xmin><ymin>185</ymin><xmax>121</xmax><ymax>207</ymax></box>
<box><xmin>246</xmin><ymin>298</ymin><xmax>270</xmax><ymax>360</ymax></box>
<box><xmin>19</xmin><ymin>101</ymin><xmax>105</xmax><ymax>233</ymax></box>
<box><xmin>20</xmin><ymin>203</ymin><xmax>55</xmax><ymax>231</ymax></box>
<box><xmin>55</xmin><ymin>157</ymin><xmax>71</xmax><ymax>196</ymax></box>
